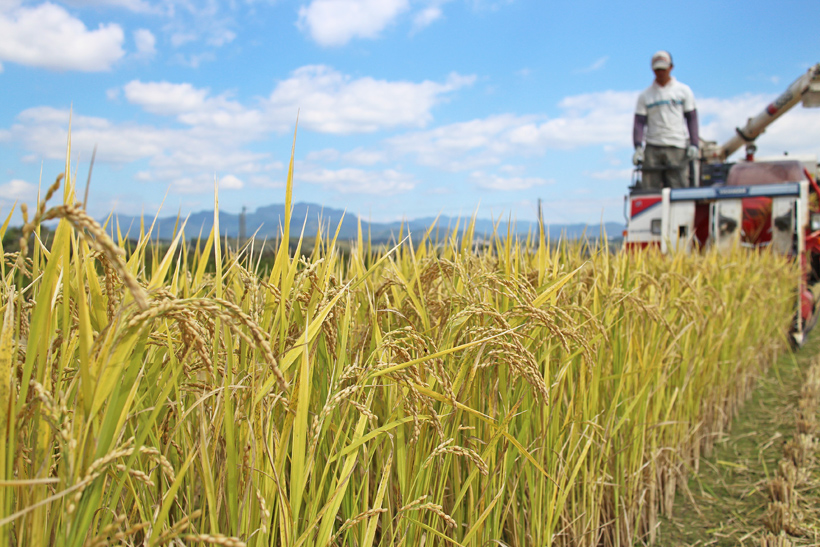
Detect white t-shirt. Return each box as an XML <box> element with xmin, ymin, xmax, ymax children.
<box><xmin>635</xmin><ymin>77</ymin><xmax>696</xmax><ymax>148</ymax></box>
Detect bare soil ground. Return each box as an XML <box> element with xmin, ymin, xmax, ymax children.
<box><xmin>655</xmin><ymin>335</ymin><xmax>820</xmax><ymax>546</ymax></box>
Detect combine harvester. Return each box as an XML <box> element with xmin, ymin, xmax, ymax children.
<box><xmin>624</xmin><ymin>63</ymin><xmax>820</xmax><ymax>345</ymax></box>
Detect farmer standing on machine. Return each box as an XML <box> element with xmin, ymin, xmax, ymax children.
<box><xmin>632</xmin><ymin>50</ymin><xmax>700</xmax><ymax>189</ymax></box>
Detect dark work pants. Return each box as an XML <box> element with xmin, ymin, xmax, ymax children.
<box><xmin>642</xmin><ymin>145</ymin><xmax>688</xmax><ymax>189</ymax></box>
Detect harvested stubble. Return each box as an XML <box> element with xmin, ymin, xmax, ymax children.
<box><xmin>762</xmin><ymin>356</ymin><xmax>820</xmax><ymax>540</ymax></box>
<box><xmin>0</xmin><ymin>165</ymin><xmax>799</xmax><ymax>547</ymax></box>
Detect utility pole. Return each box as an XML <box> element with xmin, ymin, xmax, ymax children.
<box><xmin>239</xmin><ymin>206</ymin><xmax>247</xmax><ymax>245</ymax></box>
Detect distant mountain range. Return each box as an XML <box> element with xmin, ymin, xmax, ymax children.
<box><xmin>106</xmin><ymin>202</ymin><xmax>625</xmax><ymax>242</ymax></box>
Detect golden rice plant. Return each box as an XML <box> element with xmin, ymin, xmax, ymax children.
<box><xmin>0</xmin><ymin>140</ymin><xmax>799</xmax><ymax>547</ymax></box>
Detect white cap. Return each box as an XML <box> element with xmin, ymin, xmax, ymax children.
<box><xmin>651</xmin><ymin>50</ymin><xmax>672</xmax><ymax>70</ymax></box>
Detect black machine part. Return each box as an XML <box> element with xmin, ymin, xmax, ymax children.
<box><xmin>700</xmin><ymin>162</ymin><xmax>732</xmax><ymax>187</ymax></box>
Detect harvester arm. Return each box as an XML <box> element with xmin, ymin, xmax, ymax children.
<box><xmin>702</xmin><ymin>63</ymin><xmax>820</xmax><ymax>163</ymax></box>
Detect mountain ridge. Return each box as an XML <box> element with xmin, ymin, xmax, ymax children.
<box><xmin>107</xmin><ymin>201</ymin><xmax>624</xmax><ymax>241</ymax></box>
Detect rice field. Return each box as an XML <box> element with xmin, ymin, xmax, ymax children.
<box><xmin>0</xmin><ymin>148</ymin><xmax>801</xmax><ymax>546</ymax></box>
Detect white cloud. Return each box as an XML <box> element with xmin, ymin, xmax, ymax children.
<box><xmin>0</xmin><ymin>179</ymin><xmax>38</xmax><ymax>201</ymax></box>
<box><xmin>248</xmin><ymin>174</ymin><xmax>285</xmax><ymax>189</ymax></box>
<box><xmin>123</xmin><ymin>80</ymin><xmax>265</xmax><ymax>135</ymax></box>
<box><xmin>170</xmin><ymin>31</ymin><xmax>197</xmax><ymax>47</ymax></box>
<box><xmin>0</xmin><ymin>2</ymin><xmax>125</xmax><ymax>71</ymax></box>
<box><xmin>588</xmin><ymin>168</ymin><xmax>633</xmax><ymax>180</ymax></box>
<box><xmin>412</xmin><ymin>6</ymin><xmax>442</xmax><ymax>30</ymax></box>
<box><xmin>58</xmin><ymin>0</ymin><xmax>156</xmax><ymax>13</ymax></box>
<box><xmin>134</xmin><ymin>28</ymin><xmax>156</xmax><ymax>58</ymax></box>
<box><xmin>156</xmin><ymin>0</ymin><xmax>238</xmax><ymax>53</ymax></box>
<box><xmin>306</xmin><ymin>148</ymin><xmax>342</xmax><ymax>162</ymax></box>
<box><xmin>124</xmin><ymin>80</ymin><xmax>210</xmax><ymax>115</ymax></box>
<box><xmin>497</xmin><ymin>164</ymin><xmax>527</xmax><ymax>176</ymax></box>
<box><xmin>574</xmin><ymin>56</ymin><xmax>609</xmax><ymax>74</ymax></box>
<box><xmin>3</xmin><ymin>66</ymin><xmax>479</xmax><ymax>200</ymax></box>
<box><xmin>387</xmin><ymin>114</ymin><xmax>537</xmax><ymax>170</ymax></box>
<box><xmin>171</xmin><ymin>177</ymin><xmax>211</xmax><ymax>194</ymax></box>
<box><xmin>10</xmin><ymin>107</ymin><xmax>167</xmax><ymax>163</ymax></box>
<box><xmin>343</xmin><ymin>148</ymin><xmax>386</xmax><ymax>165</ymax></box>
<box><xmin>151</xmin><ymin>149</ymin><xmax>271</xmax><ymax>178</ymax></box>
<box><xmin>427</xmin><ymin>186</ymin><xmax>451</xmax><ymax>195</ymax></box>
<box><xmin>172</xmin><ymin>52</ymin><xmax>216</xmax><ymax>68</ymax></box>
<box><xmin>3</xmin><ymin>107</ymin><xmax>276</xmax><ymax>196</ymax></box>
<box><xmin>298</xmin><ymin>0</ymin><xmax>409</xmax><ymax>46</ymax></box>
<box><xmin>509</xmin><ymin>91</ymin><xmax>636</xmax><ymax>149</ymax></box>
<box><xmin>305</xmin><ymin>146</ymin><xmax>385</xmax><ymax>165</ymax></box>
<box><xmin>207</xmin><ymin>29</ymin><xmax>235</xmax><ymax>47</ymax></box>
<box><xmin>160</xmin><ymin>169</ymin><xmax>250</xmax><ymax>194</ymax></box>
<box><xmin>266</xmin><ymin>65</ymin><xmax>475</xmax><ymax>134</ymax></box>
<box><xmin>470</xmin><ymin>171</ymin><xmax>552</xmax><ymax>191</ymax></box>
<box><xmin>299</xmin><ymin>167</ymin><xmax>415</xmax><ymax>194</ymax></box>
<box><xmin>120</xmin><ymin>68</ymin><xmax>473</xmax><ymax>137</ymax></box>
<box><xmin>757</xmin><ymin>108</ymin><xmax>820</xmax><ymax>158</ymax></box>
<box><xmin>219</xmin><ymin>174</ymin><xmax>244</xmax><ymax>189</ymax></box>
<box><xmin>388</xmin><ymin>90</ymin><xmax>641</xmax><ymax>172</ymax></box>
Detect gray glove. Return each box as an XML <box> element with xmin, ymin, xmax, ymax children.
<box><xmin>686</xmin><ymin>145</ymin><xmax>698</xmax><ymax>160</ymax></box>
<box><xmin>632</xmin><ymin>147</ymin><xmax>644</xmax><ymax>165</ymax></box>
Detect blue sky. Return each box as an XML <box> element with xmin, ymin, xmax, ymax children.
<box><xmin>1</xmin><ymin>0</ymin><xmax>819</xmax><ymax>227</ymax></box>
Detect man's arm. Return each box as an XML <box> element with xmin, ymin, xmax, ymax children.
<box><xmin>633</xmin><ymin>114</ymin><xmax>647</xmax><ymax>149</ymax></box>
<box><xmin>684</xmin><ymin>110</ymin><xmax>699</xmax><ymax>146</ymax></box>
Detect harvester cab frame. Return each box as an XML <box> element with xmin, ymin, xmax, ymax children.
<box><xmin>623</xmin><ymin>62</ymin><xmax>820</xmax><ymax>346</ymax></box>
